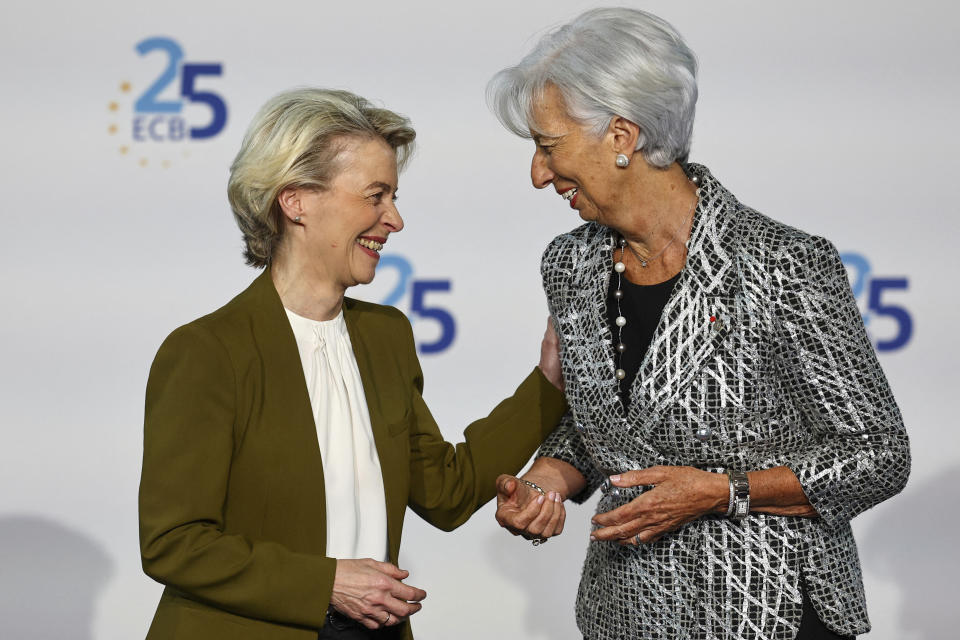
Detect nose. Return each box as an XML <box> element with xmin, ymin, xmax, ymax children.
<box><xmin>383</xmin><ymin>200</ymin><xmax>404</xmax><ymax>233</ymax></box>
<box><xmin>530</xmin><ymin>149</ymin><xmax>554</xmax><ymax>189</ymax></box>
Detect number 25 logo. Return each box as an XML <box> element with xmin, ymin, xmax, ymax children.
<box><xmin>133</xmin><ymin>37</ymin><xmax>227</xmax><ymax>140</ymax></box>
<box><xmin>841</xmin><ymin>252</ymin><xmax>912</xmax><ymax>352</ymax></box>
<box><xmin>377</xmin><ymin>256</ymin><xmax>456</xmax><ymax>355</ymax></box>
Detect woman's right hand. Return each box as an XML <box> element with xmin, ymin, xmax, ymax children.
<box><xmin>330</xmin><ymin>559</ymin><xmax>427</xmax><ymax>629</ymax></box>
<box><xmin>495</xmin><ymin>474</ymin><xmax>566</xmax><ymax>542</ymax></box>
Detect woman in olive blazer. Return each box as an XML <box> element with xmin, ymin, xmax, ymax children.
<box><xmin>139</xmin><ymin>88</ymin><xmax>566</xmax><ymax>640</ymax></box>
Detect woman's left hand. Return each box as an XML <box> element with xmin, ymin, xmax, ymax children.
<box><xmin>591</xmin><ymin>466</ymin><xmax>728</xmax><ymax>545</ymax></box>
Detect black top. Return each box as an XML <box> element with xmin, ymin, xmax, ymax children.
<box><xmin>607</xmin><ymin>269</ymin><xmax>681</xmax><ymax>408</ymax></box>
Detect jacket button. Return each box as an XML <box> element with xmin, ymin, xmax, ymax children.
<box><xmin>695</xmin><ymin>426</ymin><xmax>712</xmax><ymax>442</ymax></box>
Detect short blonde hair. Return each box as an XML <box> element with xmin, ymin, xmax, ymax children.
<box><xmin>227</xmin><ymin>88</ymin><xmax>416</xmax><ymax>267</ymax></box>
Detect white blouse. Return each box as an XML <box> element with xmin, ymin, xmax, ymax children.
<box><xmin>284</xmin><ymin>308</ymin><xmax>388</xmax><ymax>562</ymax></box>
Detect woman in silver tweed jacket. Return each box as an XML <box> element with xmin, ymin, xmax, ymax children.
<box><xmin>486</xmin><ymin>8</ymin><xmax>909</xmax><ymax>640</ymax></box>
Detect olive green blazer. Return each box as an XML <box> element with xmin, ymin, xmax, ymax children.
<box><xmin>139</xmin><ymin>270</ymin><xmax>566</xmax><ymax>640</ymax></box>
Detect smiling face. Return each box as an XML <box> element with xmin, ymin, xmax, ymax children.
<box><xmin>280</xmin><ymin>136</ymin><xmax>403</xmax><ymax>291</ymax></box>
<box><xmin>529</xmin><ymin>85</ymin><xmax>633</xmax><ymax>224</ymax></box>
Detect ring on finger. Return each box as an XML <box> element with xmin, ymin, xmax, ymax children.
<box><xmin>532</xmin><ymin>536</ymin><xmax>548</xmax><ymax>546</ymax></box>
<box><xmin>633</xmin><ymin>533</ymin><xmax>641</xmax><ymax>546</ymax></box>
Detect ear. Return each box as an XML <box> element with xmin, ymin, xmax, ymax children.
<box><xmin>277</xmin><ymin>187</ymin><xmax>303</xmax><ymax>222</ymax></box>
<box><xmin>607</xmin><ymin>116</ymin><xmax>641</xmax><ymax>157</ymax></box>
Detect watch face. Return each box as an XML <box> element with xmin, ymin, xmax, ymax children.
<box><xmin>726</xmin><ymin>470</ymin><xmax>750</xmax><ymax>519</ymax></box>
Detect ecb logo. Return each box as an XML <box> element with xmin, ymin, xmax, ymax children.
<box><xmin>108</xmin><ymin>37</ymin><xmax>227</xmax><ymax>167</ymax></box>
<box><xmin>841</xmin><ymin>252</ymin><xmax>912</xmax><ymax>352</ymax></box>
<box><xmin>132</xmin><ymin>37</ymin><xmax>227</xmax><ymax>141</ymax></box>
<box><xmin>373</xmin><ymin>256</ymin><xmax>455</xmax><ymax>355</ymax></box>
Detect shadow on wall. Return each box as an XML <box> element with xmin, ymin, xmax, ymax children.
<box><xmin>861</xmin><ymin>466</ymin><xmax>958</xmax><ymax>638</ymax></box>
<box><xmin>0</xmin><ymin>514</ymin><xmax>113</xmax><ymax>640</ymax></box>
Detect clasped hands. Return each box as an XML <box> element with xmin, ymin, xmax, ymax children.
<box><xmin>495</xmin><ymin>465</ymin><xmax>727</xmax><ymax>545</ymax></box>
<box><xmin>330</xmin><ymin>558</ymin><xmax>426</xmax><ymax>630</ymax></box>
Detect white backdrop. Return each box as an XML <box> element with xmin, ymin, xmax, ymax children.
<box><xmin>1</xmin><ymin>1</ymin><xmax>958</xmax><ymax>638</ymax></box>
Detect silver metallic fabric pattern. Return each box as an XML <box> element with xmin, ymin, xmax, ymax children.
<box><xmin>538</xmin><ymin>164</ymin><xmax>910</xmax><ymax>640</ymax></box>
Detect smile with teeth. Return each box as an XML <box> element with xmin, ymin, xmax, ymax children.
<box><xmin>357</xmin><ymin>238</ymin><xmax>383</xmax><ymax>252</ymax></box>
<box><xmin>561</xmin><ymin>188</ymin><xmax>578</xmax><ymax>201</ymax></box>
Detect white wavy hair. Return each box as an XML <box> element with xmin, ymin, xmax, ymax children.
<box><xmin>486</xmin><ymin>7</ymin><xmax>698</xmax><ymax>168</ymax></box>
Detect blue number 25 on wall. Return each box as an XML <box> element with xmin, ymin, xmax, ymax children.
<box><xmin>376</xmin><ymin>255</ymin><xmax>456</xmax><ymax>355</ymax></box>
<box><xmin>840</xmin><ymin>252</ymin><xmax>912</xmax><ymax>352</ymax></box>
<box><xmin>133</xmin><ymin>37</ymin><xmax>227</xmax><ymax>140</ymax></box>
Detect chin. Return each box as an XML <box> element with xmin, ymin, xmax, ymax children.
<box><xmin>353</xmin><ymin>270</ymin><xmax>377</xmax><ymax>286</ymax></box>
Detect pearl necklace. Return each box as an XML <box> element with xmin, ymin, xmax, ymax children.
<box><xmin>612</xmin><ymin>176</ymin><xmax>701</xmax><ymax>397</ymax></box>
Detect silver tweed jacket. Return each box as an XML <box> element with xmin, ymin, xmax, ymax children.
<box><xmin>538</xmin><ymin>164</ymin><xmax>910</xmax><ymax>640</ymax></box>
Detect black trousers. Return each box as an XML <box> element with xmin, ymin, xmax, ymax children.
<box><xmin>796</xmin><ymin>584</ymin><xmax>855</xmax><ymax>640</ymax></box>
<box><xmin>317</xmin><ymin>609</ymin><xmax>398</xmax><ymax>640</ymax></box>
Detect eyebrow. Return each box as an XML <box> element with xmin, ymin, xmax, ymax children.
<box><xmin>364</xmin><ymin>181</ymin><xmax>396</xmax><ymax>193</ymax></box>
<box><xmin>533</xmin><ymin>133</ymin><xmax>561</xmax><ymax>144</ymax></box>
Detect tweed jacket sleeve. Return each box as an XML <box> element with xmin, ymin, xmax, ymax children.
<box><xmin>773</xmin><ymin>234</ymin><xmax>910</xmax><ymax>529</ymax></box>
<box><xmin>536</xmin><ymin>232</ymin><xmax>612</xmax><ymax>503</ymax></box>
<box><xmin>538</xmin><ymin>411</ymin><xmax>608</xmax><ymax>503</ymax></box>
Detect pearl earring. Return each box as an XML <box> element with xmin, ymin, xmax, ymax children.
<box><xmin>293</xmin><ymin>216</ymin><xmax>302</xmax><ymax>223</ymax></box>
<box><xmin>615</xmin><ymin>153</ymin><xmax>630</xmax><ymax>168</ymax></box>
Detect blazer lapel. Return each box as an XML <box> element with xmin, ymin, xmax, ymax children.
<box><xmin>556</xmin><ymin>228</ymin><xmax>622</xmax><ymax>428</ymax></box>
<box><xmin>243</xmin><ymin>269</ymin><xmax>330</xmax><ymax>547</ymax></box>
<box><xmin>630</xmin><ymin>166</ymin><xmax>744</xmax><ymax>418</ymax></box>
<box><xmin>247</xmin><ymin>269</ymin><xmax>321</xmax><ymax>445</ymax></box>
<box><xmin>342</xmin><ymin>299</ymin><xmax>388</xmax><ymax>431</ymax></box>
<box><xmin>342</xmin><ymin>299</ymin><xmax>405</xmax><ymax>562</ymax></box>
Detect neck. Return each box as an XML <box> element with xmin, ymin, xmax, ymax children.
<box><xmin>270</xmin><ymin>246</ymin><xmax>345</xmax><ymax>321</ymax></box>
<box><xmin>609</xmin><ymin>162</ymin><xmax>697</xmax><ymax>254</ymax></box>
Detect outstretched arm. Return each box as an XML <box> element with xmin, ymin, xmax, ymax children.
<box><xmin>404</xmin><ymin>316</ymin><xmax>568</xmax><ymax>531</ymax></box>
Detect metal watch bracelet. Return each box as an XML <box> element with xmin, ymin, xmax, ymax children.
<box><xmin>725</xmin><ymin>470</ymin><xmax>750</xmax><ymax>520</ymax></box>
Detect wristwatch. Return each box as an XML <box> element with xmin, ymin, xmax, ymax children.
<box><xmin>726</xmin><ymin>470</ymin><xmax>750</xmax><ymax>520</ymax></box>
